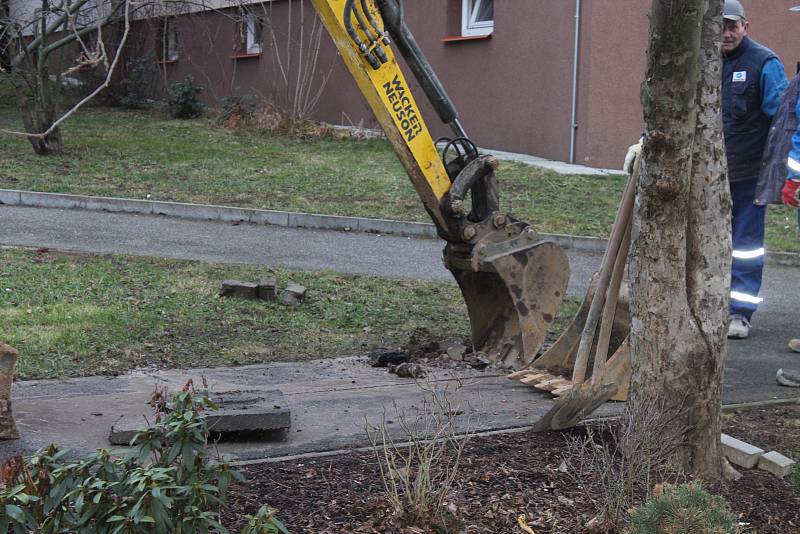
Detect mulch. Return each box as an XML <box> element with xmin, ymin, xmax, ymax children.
<box><xmin>221</xmin><ymin>404</ymin><xmax>800</xmax><ymax>533</ymax></box>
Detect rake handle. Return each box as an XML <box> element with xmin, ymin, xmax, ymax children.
<box><xmin>571</xmin><ymin>156</ymin><xmax>640</xmax><ymax>384</ymax></box>
<box><xmin>590</xmin><ymin>217</ymin><xmax>631</xmax><ymax>386</ymax></box>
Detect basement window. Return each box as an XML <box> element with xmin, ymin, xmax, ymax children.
<box><xmin>462</xmin><ymin>0</ymin><xmax>493</xmax><ymax>37</ymax></box>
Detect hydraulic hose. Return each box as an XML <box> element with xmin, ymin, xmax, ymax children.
<box><xmin>343</xmin><ymin>0</ymin><xmax>381</xmax><ymax>69</ymax></box>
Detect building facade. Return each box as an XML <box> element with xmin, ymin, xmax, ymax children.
<box><xmin>9</xmin><ymin>0</ymin><xmax>800</xmax><ymax>169</ymax></box>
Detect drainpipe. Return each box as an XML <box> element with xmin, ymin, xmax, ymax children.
<box><xmin>569</xmin><ymin>0</ymin><xmax>581</xmax><ymax>164</ymax></box>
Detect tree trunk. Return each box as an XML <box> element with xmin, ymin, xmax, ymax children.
<box><xmin>629</xmin><ymin>0</ymin><xmax>730</xmax><ymax>480</ymax></box>
<box><xmin>17</xmin><ymin>56</ymin><xmax>64</xmax><ymax>156</ymax></box>
<box><xmin>22</xmin><ymin>110</ymin><xmax>64</xmax><ymax>156</ymax></box>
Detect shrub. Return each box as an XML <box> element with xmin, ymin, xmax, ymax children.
<box><xmin>168</xmin><ymin>76</ymin><xmax>204</xmax><ymax>119</ymax></box>
<box><xmin>790</xmin><ymin>463</ymin><xmax>800</xmax><ymax>492</ymax></box>
<box><xmin>0</xmin><ymin>382</ymin><xmax>287</xmax><ymax>533</ymax></box>
<box><xmin>118</xmin><ymin>56</ymin><xmax>157</xmax><ymax>110</ymax></box>
<box><xmin>217</xmin><ymin>95</ymin><xmax>259</xmax><ymax>128</ymax></box>
<box><xmin>625</xmin><ymin>482</ymin><xmax>741</xmax><ymax>534</ymax></box>
<box><xmin>366</xmin><ymin>387</ymin><xmax>468</xmax><ymax>532</ymax></box>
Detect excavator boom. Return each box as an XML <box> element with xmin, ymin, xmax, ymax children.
<box><xmin>309</xmin><ymin>0</ymin><xmax>570</xmax><ymax>370</ymax></box>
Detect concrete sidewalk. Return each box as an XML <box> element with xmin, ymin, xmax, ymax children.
<box><xmin>1</xmin><ymin>204</ymin><xmax>800</xmax><ymax>461</ymax></box>
<box><xmin>1</xmin><ymin>354</ymin><xmax>796</xmax><ymax>463</ymax></box>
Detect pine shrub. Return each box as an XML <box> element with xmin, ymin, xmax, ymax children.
<box><xmin>625</xmin><ymin>482</ymin><xmax>741</xmax><ymax>534</ymax></box>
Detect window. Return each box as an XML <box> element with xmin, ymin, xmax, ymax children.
<box><xmin>159</xmin><ymin>17</ymin><xmax>178</xmax><ymax>62</ymax></box>
<box><xmin>245</xmin><ymin>14</ymin><xmax>263</xmax><ymax>55</ymax></box>
<box><xmin>462</xmin><ymin>0</ymin><xmax>493</xmax><ymax>37</ymax></box>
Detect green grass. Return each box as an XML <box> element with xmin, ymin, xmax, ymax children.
<box><xmin>0</xmin><ymin>247</ymin><xmax>470</xmax><ymax>379</ymax></box>
<box><xmin>0</xmin><ymin>108</ymin><xmax>625</xmax><ymax>237</ymax></box>
<box><xmin>0</xmin><ymin>247</ymin><xmax>580</xmax><ymax>381</ymax></box>
<box><xmin>2</xmin><ymin>107</ymin><xmax>798</xmax><ymax>251</ymax></box>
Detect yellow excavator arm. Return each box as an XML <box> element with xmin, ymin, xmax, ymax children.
<box><xmin>311</xmin><ymin>0</ymin><xmax>451</xmax><ymax>230</ymax></box>
<box><xmin>310</xmin><ymin>0</ymin><xmax>570</xmax><ymax>371</ymax></box>
<box><xmin>310</xmin><ymin>0</ymin><xmax>635</xmax><ymax>432</ymax></box>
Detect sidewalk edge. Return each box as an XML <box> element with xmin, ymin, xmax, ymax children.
<box><xmin>4</xmin><ymin>188</ymin><xmax>800</xmax><ymax>265</ymax></box>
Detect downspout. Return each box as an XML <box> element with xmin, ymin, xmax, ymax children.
<box><xmin>569</xmin><ymin>0</ymin><xmax>581</xmax><ymax>164</ymax></box>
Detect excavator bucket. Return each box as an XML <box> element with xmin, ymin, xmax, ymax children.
<box><xmin>443</xmin><ymin>220</ymin><xmax>570</xmax><ymax>370</ymax></box>
<box><xmin>511</xmin><ymin>273</ymin><xmax>631</xmax><ymax>399</ymax></box>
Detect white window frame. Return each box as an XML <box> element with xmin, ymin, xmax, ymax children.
<box><xmin>245</xmin><ymin>14</ymin><xmax>263</xmax><ymax>54</ymax></box>
<box><xmin>165</xmin><ymin>18</ymin><xmax>179</xmax><ymax>61</ymax></box>
<box><xmin>461</xmin><ymin>0</ymin><xmax>494</xmax><ymax>37</ymax></box>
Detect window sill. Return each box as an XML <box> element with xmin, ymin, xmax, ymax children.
<box><xmin>153</xmin><ymin>59</ymin><xmax>178</xmax><ymax>65</ymax></box>
<box><xmin>441</xmin><ymin>33</ymin><xmax>492</xmax><ymax>43</ymax></box>
<box><xmin>231</xmin><ymin>52</ymin><xmax>261</xmax><ymax>59</ymax></box>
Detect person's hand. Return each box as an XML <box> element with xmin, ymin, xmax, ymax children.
<box><xmin>782</xmin><ymin>179</ymin><xmax>800</xmax><ymax>207</ymax></box>
<box><xmin>623</xmin><ymin>137</ymin><xmax>643</xmax><ymax>175</ymax></box>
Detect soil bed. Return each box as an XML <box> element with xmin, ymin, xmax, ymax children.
<box><xmin>222</xmin><ymin>404</ymin><xmax>800</xmax><ymax>533</ymax></box>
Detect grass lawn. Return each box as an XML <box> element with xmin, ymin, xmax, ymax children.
<box><xmin>0</xmin><ymin>247</ymin><xmax>581</xmax><ymax>381</ymax></box>
<box><xmin>1</xmin><ymin>107</ymin><xmax>798</xmax><ymax>251</ymax></box>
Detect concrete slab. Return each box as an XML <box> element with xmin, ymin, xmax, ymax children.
<box><xmin>758</xmin><ymin>451</ymin><xmax>796</xmax><ymax>478</ymax></box>
<box><xmin>0</xmin><ymin>357</ymin><xmax>621</xmax><ymax>462</ymax></box>
<box><xmin>721</xmin><ymin>433</ymin><xmax>764</xmax><ymax>468</ymax></box>
<box><xmin>108</xmin><ymin>390</ymin><xmax>291</xmax><ymax>445</ymax></box>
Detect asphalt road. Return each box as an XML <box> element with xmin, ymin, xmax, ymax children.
<box><xmin>1</xmin><ymin>204</ymin><xmax>799</xmax><ymax>404</ymax></box>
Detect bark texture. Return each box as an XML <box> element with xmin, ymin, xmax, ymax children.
<box><xmin>630</xmin><ymin>0</ymin><xmax>730</xmax><ymax>479</ymax></box>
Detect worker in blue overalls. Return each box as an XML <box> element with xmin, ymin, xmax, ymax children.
<box><xmin>624</xmin><ymin>1</ymin><xmax>788</xmax><ymax>339</ymax></box>
<box><xmin>721</xmin><ymin>0</ymin><xmax>788</xmax><ymax>339</ymax></box>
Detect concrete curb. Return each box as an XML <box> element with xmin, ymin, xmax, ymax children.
<box><xmin>3</xmin><ymin>188</ymin><xmax>800</xmax><ymax>265</ymax></box>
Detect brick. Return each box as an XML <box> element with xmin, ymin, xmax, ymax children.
<box><xmin>220</xmin><ymin>280</ymin><xmax>258</xmax><ymax>299</ymax></box>
<box><xmin>279</xmin><ymin>283</ymin><xmax>306</xmax><ymax>306</ymax></box>
<box><xmin>446</xmin><ymin>344</ymin><xmax>467</xmax><ymax>361</ymax></box>
<box><xmin>721</xmin><ymin>433</ymin><xmax>764</xmax><ymax>468</ymax></box>
<box><xmin>284</xmin><ymin>283</ymin><xmax>306</xmax><ymax>300</ymax></box>
<box><xmin>258</xmin><ymin>276</ymin><xmax>277</xmax><ymax>301</ymax></box>
<box><xmin>758</xmin><ymin>451</ymin><xmax>796</xmax><ymax>478</ymax></box>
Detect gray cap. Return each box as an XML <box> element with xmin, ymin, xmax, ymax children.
<box><xmin>724</xmin><ymin>0</ymin><xmax>746</xmax><ymax>21</ymax></box>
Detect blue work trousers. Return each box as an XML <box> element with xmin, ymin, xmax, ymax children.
<box><xmin>730</xmin><ymin>178</ymin><xmax>766</xmax><ymax>320</ymax></box>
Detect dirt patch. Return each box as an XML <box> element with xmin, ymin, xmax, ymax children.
<box><xmin>221</xmin><ymin>404</ymin><xmax>800</xmax><ymax>533</ymax></box>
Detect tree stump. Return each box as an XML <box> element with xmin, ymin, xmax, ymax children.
<box><xmin>0</xmin><ymin>344</ymin><xmax>20</xmax><ymax>439</ymax></box>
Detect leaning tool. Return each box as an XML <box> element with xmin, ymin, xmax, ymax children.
<box><xmin>509</xmin><ymin>155</ymin><xmax>640</xmax><ymax>430</ymax></box>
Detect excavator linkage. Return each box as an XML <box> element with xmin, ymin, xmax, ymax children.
<box><xmin>310</xmin><ymin>0</ymin><xmax>632</xmax><ymax>429</ymax></box>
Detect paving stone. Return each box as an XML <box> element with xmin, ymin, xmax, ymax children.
<box><xmin>758</xmin><ymin>450</ymin><xmax>796</xmax><ymax>478</ymax></box>
<box><xmin>109</xmin><ymin>390</ymin><xmax>290</xmax><ymax>445</ymax></box>
<box><xmin>220</xmin><ymin>280</ymin><xmax>258</xmax><ymax>299</ymax></box>
<box><xmin>284</xmin><ymin>283</ymin><xmax>306</xmax><ymax>300</ymax></box>
<box><xmin>258</xmin><ymin>276</ymin><xmax>277</xmax><ymax>301</ymax></box>
<box><xmin>446</xmin><ymin>344</ymin><xmax>467</xmax><ymax>362</ymax></box>
<box><xmin>279</xmin><ymin>283</ymin><xmax>306</xmax><ymax>306</ymax></box>
<box><xmin>721</xmin><ymin>433</ymin><xmax>764</xmax><ymax>468</ymax></box>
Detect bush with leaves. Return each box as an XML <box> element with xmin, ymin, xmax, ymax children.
<box><xmin>0</xmin><ymin>382</ymin><xmax>288</xmax><ymax>533</ymax></box>
<box><xmin>168</xmin><ymin>76</ymin><xmax>204</xmax><ymax>119</ymax></box>
<box><xmin>117</xmin><ymin>56</ymin><xmax>157</xmax><ymax>110</ymax></box>
<box><xmin>625</xmin><ymin>482</ymin><xmax>740</xmax><ymax>534</ymax></box>
<box><xmin>217</xmin><ymin>95</ymin><xmax>259</xmax><ymax>128</ymax></box>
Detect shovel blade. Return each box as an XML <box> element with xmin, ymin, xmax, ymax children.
<box><xmin>445</xmin><ymin>230</ymin><xmax>569</xmax><ymax>370</ymax></box>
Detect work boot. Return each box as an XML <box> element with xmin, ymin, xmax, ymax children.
<box><xmin>727</xmin><ymin>314</ymin><xmax>751</xmax><ymax>339</ymax></box>
<box><xmin>776</xmin><ymin>368</ymin><xmax>800</xmax><ymax>387</ymax></box>
<box><xmin>789</xmin><ymin>339</ymin><xmax>800</xmax><ymax>353</ymax></box>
